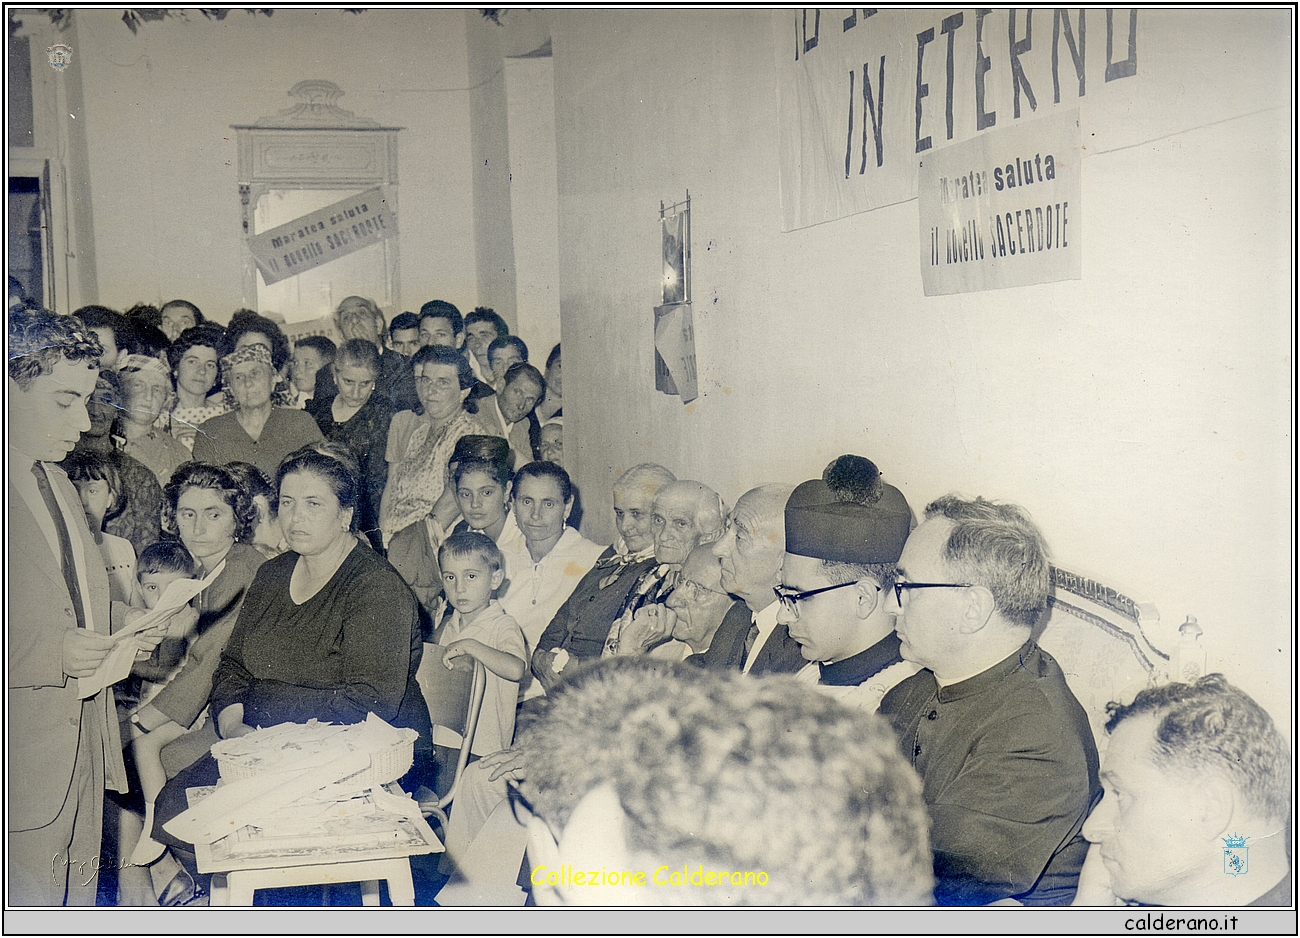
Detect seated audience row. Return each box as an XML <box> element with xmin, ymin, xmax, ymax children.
<box><xmin>7</xmin><ymin>305</ymin><xmax>1288</xmax><ymax>911</ymax></box>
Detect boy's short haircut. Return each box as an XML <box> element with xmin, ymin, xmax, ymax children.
<box><xmin>389</xmin><ymin>311</ymin><xmax>420</xmax><ymax>336</ymax></box>
<box><xmin>418</xmin><ymin>299</ymin><xmax>463</xmax><ymax>336</ymax></box>
<box><xmin>438</xmin><ymin>530</ymin><xmax>503</xmax><ymax>575</ymax></box>
<box><xmin>138</xmin><ymin>541</ymin><xmax>200</xmax><ymax>579</ymax></box>
<box><xmin>61</xmin><ymin>450</ymin><xmax>126</xmax><ymax>522</ymax></box>
<box><xmin>296</xmin><ymin>334</ymin><xmax>338</xmax><ymax>363</ymax></box>
<box><xmin>488</xmin><ymin>334</ymin><xmax>529</xmax><ymax>364</ymax></box>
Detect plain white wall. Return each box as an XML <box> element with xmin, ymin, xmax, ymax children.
<box><xmin>504</xmin><ymin>54</ymin><xmax>562</xmax><ymax>362</ymax></box>
<box><xmin>74</xmin><ymin>8</ymin><xmax>479</xmax><ymax>321</ymax></box>
<box><xmin>548</xmin><ymin>10</ymin><xmax>1292</xmax><ymax>724</ymax></box>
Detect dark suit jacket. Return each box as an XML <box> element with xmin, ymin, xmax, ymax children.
<box><xmin>8</xmin><ymin>468</ymin><xmax>128</xmax><ymax>831</ymax></box>
<box><xmin>685</xmin><ymin>600</ymin><xmax>753</xmax><ymax>671</ymax></box>
<box><xmin>748</xmin><ymin>617</ymin><xmax>808</xmax><ymax>676</ymax></box>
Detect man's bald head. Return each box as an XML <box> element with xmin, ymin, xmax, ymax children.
<box><xmin>651</xmin><ymin>480</ymin><xmax>726</xmax><ymax>566</ymax></box>
<box><xmin>712</xmin><ymin>483</ymin><xmax>796</xmax><ymax>611</ymax></box>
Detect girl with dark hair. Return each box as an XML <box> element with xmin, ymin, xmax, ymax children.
<box><xmin>62</xmin><ymin>450</ymin><xmax>142</xmax><ymax>606</ymax></box>
<box><xmin>168</xmin><ymin>323</ymin><xmax>229</xmax><ymax>452</ymax></box>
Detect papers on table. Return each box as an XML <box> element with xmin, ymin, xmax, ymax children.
<box><xmin>165</xmin><ymin>715</ymin><xmax>418</xmax><ymax>847</ymax></box>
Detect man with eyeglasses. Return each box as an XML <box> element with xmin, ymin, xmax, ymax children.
<box><xmin>878</xmin><ymin>495</ymin><xmax>1100</xmax><ymax>906</ymax></box>
<box><xmin>778</xmin><ymin>455</ymin><xmax>919</xmax><ymax>712</ymax></box>
<box><xmin>601</xmin><ymin>480</ymin><xmax>725</xmax><ymax>658</ymax></box>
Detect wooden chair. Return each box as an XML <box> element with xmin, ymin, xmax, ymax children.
<box><xmin>413</xmin><ymin>644</ymin><xmax>487</xmax><ymax>829</ymax></box>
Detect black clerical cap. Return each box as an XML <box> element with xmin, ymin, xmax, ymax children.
<box><xmin>784</xmin><ymin>455</ymin><xmax>912</xmax><ymax>564</ymax></box>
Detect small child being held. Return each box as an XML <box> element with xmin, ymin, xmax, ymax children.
<box><xmin>431</xmin><ymin>532</ymin><xmax>527</xmax><ymax>793</ymax></box>
<box><xmin>127</xmin><ymin>541</ymin><xmax>202</xmax><ymax>866</ymax></box>
<box><xmin>62</xmin><ymin>450</ymin><xmax>142</xmax><ymax>606</ymax></box>
<box><xmin>131</xmin><ymin>541</ymin><xmax>202</xmax><ymax>696</ymax></box>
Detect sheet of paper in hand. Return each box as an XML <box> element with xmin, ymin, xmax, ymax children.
<box><xmin>77</xmin><ymin>558</ymin><xmax>228</xmax><ymax>699</ymax></box>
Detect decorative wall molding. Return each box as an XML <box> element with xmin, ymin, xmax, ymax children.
<box><xmin>232</xmin><ymin>82</ymin><xmax>402</xmax><ymax>315</ymax></box>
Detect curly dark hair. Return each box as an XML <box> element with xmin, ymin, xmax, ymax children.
<box><xmin>1105</xmin><ymin>673</ymin><xmax>1290</xmax><ymax>823</ymax></box>
<box><xmin>222</xmin><ymin>310</ymin><xmax>291</xmax><ymax>370</ymax></box>
<box><xmin>162</xmin><ymin>462</ymin><xmax>260</xmax><ymax>544</ymax></box>
<box><xmin>465</xmin><ymin>306</ymin><xmax>509</xmax><ymax>340</ymax></box>
<box><xmin>222</xmin><ymin>461</ymin><xmax>277</xmax><ymax>519</ymax></box>
<box><xmin>8</xmin><ymin>308</ymin><xmax>104</xmax><ymax>390</ymax></box>
<box><xmin>166</xmin><ymin>323</ymin><xmax>227</xmax><ymax>375</ymax></box>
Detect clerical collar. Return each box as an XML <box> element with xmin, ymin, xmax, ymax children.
<box><xmin>820</xmin><ymin>633</ymin><xmax>903</xmax><ymax>687</ymax></box>
<box><xmin>932</xmin><ymin>640</ymin><xmax>1040</xmax><ymax>703</ymax></box>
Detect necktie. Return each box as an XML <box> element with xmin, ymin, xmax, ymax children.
<box><xmin>32</xmin><ymin>462</ymin><xmax>87</xmax><ymax>630</ymax></box>
<box><xmin>742</xmin><ymin>620</ymin><xmax>760</xmax><ymax>665</ymax></box>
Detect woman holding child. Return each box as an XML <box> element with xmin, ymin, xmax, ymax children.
<box><xmin>131</xmin><ymin>463</ymin><xmax>267</xmax><ymax>752</ymax></box>
<box><xmin>125</xmin><ymin>463</ymin><xmax>269</xmax><ymax>898</ymax></box>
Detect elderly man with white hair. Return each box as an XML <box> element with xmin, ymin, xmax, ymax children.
<box><xmin>602</xmin><ymin>479</ymin><xmax>726</xmax><ymax>658</ymax></box>
<box><xmin>312</xmin><ymin>295</ymin><xmax>419</xmax><ymax>412</ymax></box>
<box><xmin>532</xmin><ymin>464</ymin><xmax>676</xmax><ymax>693</ymax></box>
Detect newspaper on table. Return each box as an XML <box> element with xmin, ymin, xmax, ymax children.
<box><xmin>77</xmin><ymin>558</ymin><xmax>226</xmax><ymax>699</ymax></box>
<box><xmin>163</xmin><ymin>714</ymin><xmax>420</xmax><ymax>848</ymax></box>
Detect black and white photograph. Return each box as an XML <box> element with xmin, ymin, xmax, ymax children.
<box><xmin>5</xmin><ymin>6</ymin><xmax>1295</xmax><ymax>932</ymax></box>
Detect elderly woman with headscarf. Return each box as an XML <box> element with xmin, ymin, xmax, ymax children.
<box><xmin>191</xmin><ymin>343</ymin><xmax>323</xmax><ymax>481</ymax></box>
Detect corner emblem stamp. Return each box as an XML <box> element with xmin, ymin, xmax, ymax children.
<box><xmin>1222</xmin><ymin>833</ymin><xmax>1249</xmax><ymax>877</ymax></box>
<box><xmin>47</xmin><ymin>43</ymin><xmax>73</xmax><ymax>70</ymax></box>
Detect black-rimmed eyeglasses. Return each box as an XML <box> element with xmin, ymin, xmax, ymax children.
<box><xmin>773</xmin><ymin>581</ymin><xmax>872</xmax><ymax>618</ymax></box>
<box><xmin>890</xmin><ymin>581</ymin><xmax>973</xmax><ymax>606</ymax></box>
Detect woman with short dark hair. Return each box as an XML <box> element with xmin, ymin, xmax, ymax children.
<box><xmin>168</xmin><ymin>323</ymin><xmax>230</xmax><ymax>452</ymax></box>
<box><xmin>132</xmin><ymin>462</ymin><xmax>267</xmax><ymax>746</ymax></box>
<box><xmin>380</xmin><ymin>344</ymin><xmax>490</xmax><ymax>547</ymax></box>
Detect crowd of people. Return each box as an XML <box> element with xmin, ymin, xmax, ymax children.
<box><xmin>6</xmin><ymin>297</ymin><xmax>1291</xmax><ymax>909</ymax></box>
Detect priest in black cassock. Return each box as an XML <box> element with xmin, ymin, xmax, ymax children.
<box><xmin>879</xmin><ymin>494</ymin><xmax>1100</xmax><ymax>906</ymax></box>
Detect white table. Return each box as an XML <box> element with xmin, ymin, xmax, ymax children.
<box><xmin>191</xmin><ymin>783</ymin><xmax>441</xmax><ymax>907</ymax></box>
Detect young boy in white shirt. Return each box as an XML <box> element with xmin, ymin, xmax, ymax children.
<box><xmin>432</xmin><ymin>532</ymin><xmax>528</xmax><ymax>793</ymax></box>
